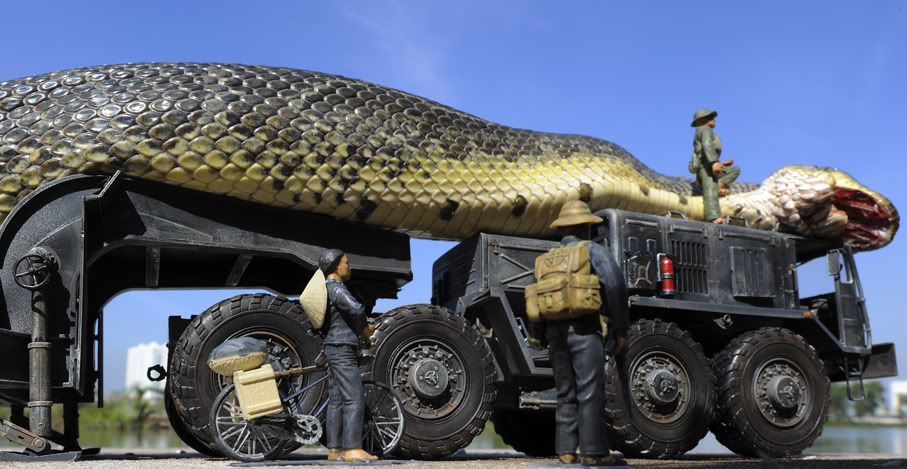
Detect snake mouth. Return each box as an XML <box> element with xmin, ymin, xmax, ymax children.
<box><xmin>756</xmin><ymin>166</ymin><xmax>898</xmax><ymax>252</ymax></box>
<box><xmin>831</xmin><ymin>187</ymin><xmax>899</xmax><ymax>251</ymax></box>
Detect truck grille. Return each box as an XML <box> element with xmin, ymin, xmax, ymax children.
<box><xmin>670</xmin><ymin>240</ymin><xmax>709</xmax><ymax>295</ymax></box>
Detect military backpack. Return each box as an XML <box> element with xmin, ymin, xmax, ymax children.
<box><xmin>524</xmin><ymin>241</ymin><xmax>602</xmax><ymax>322</ymax></box>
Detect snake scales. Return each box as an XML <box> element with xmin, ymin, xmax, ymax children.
<box><xmin>0</xmin><ymin>63</ymin><xmax>898</xmax><ymax>251</ymax></box>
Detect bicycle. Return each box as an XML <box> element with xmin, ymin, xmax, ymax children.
<box><xmin>208</xmin><ymin>350</ymin><xmax>404</xmax><ymax>462</ymax></box>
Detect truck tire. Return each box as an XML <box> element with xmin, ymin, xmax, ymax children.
<box><xmin>491</xmin><ymin>410</ymin><xmax>556</xmax><ymax>457</ymax></box>
<box><xmin>167</xmin><ymin>293</ymin><xmax>326</xmax><ymax>453</ymax></box>
<box><xmin>367</xmin><ymin>304</ymin><xmax>496</xmax><ymax>459</ymax></box>
<box><xmin>164</xmin><ymin>385</ymin><xmax>221</xmax><ymax>456</ymax></box>
<box><xmin>710</xmin><ymin>327</ymin><xmax>830</xmax><ymax>458</ymax></box>
<box><xmin>604</xmin><ymin>319</ymin><xmax>715</xmax><ymax>458</ymax></box>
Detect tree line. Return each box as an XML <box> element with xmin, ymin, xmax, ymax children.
<box><xmin>829</xmin><ymin>381</ymin><xmax>894</xmax><ymax>420</ymax></box>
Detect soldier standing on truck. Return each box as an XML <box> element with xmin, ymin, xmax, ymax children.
<box><xmin>689</xmin><ymin>108</ymin><xmax>740</xmax><ymax>223</ymax></box>
<box><xmin>318</xmin><ymin>249</ymin><xmax>378</xmax><ymax>462</ymax></box>
<box><xmin>525</xmin><ymin>200</ymin><xmax>630</xmax><ymax>466</ymax></box>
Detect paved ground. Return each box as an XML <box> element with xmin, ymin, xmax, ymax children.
<box><xmin>1</xmin><ymin>449</ymin><xmax>906</xmax><ymax>469</ymax></box>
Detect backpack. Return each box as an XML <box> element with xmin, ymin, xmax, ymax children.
<box><xmin>524</xmin><ymin>241</ymin><xmax>602</xmax><ymax>322</ymax></box>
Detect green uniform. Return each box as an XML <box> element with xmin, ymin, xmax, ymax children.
<box><xmin>690</xmin><ymin>126</ymin><xmax>739</xmax><ymax>221</ymax></box>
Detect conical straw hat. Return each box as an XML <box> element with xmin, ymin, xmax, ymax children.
<box><xmin>299</xmin><ymin>269</ymin><xmax>327</xmax><ymax>328</ymax></box>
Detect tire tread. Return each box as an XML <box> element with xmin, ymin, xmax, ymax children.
<box><xmin>604</xmin><ymin>318</ymin><xmax>715</xmax><ymax>459</ymax></box>
<box><xmin>167</xmin><ymin>293</ymin><xmax>316</xmax><ymax>452</ymax></box>
<box><xmin>369</xmin><ymin>304</ymin><xmax>496</xmax><ymax>460</ymax></box>
<box><xmin>710</xmin><ymin>327</ymin><xmax>830</xmax><ymax>458</ymax></box>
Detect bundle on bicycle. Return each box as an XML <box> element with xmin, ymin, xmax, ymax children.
<box><xmin>206</xmin><ymin>337</ymin><xmax>404</xmax><ymax>462</ymax></box>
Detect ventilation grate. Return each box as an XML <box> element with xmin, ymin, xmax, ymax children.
<box><xmin>670</xmin><ymin>240</ymin><xmax>709</xmax><ymax>295</ymax></box>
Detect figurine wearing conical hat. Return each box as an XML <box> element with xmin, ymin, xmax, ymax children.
<box><xmin>689</xmin><ymin>108</ymin><xmax>740</xmax><ymax>223</ymax></box>
<box><xmin>317</xmin><ymin>249</ymin><xmax>378</xmax><ymax>463</ymax></box>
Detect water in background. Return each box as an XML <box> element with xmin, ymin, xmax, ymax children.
<box><xmin>77</xmin><ymin>428</ymin><xmax>187</xmax><ymax>449</ymax></box>
<box><xmin>810</xmin><ymin>427</ymin><xmax>907</xmax><ymax>455</ymax></box>
<box><xmin>0</xmin><ymin>427</ymin><xmax>184</xmax><ymax>450</ymax></box>
<box><xmin>690</xmin><ymin>426</ymin><xmax>907</xmax><ymax>455</ymax></box>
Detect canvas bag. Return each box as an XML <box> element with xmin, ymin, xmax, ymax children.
<box><xmin>525</xmin><ymin>241</ymin><xmax>602</xmax><ymax>322</ymax></box>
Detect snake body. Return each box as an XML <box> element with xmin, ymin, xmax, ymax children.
<box><xmin>0</xmin><ymin>63</ymin><xmax>898</xmax><ymax>251</ymax></box>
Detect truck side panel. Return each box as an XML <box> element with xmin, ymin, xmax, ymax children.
<box><xmin>433</xmin><ymin>234</ymin><xmax>557</xmax><ymax>378</ymax></box>
<box><xmin>606</xmin><ymin>210</ymin><xmax>798</xmax><ymax>310</ymax></box>
<box><xmin>432</xmin><ymin>209</ymin><xmax>876</xmax><ymax>383</ymax></box>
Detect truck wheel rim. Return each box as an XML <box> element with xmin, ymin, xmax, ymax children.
<box><xmin>629</xmin><ymin>350</ymin><xmax>691</xmax><ymax>424</ymax></box>
<box><xmin>389</xmin><ymin>338</ymin><xmax>466</xmax><ymax>420</ymax></box>
<box><xmin>751</xmin><ymin>358</ymin><xmax>809</xmax><ymax>428</ymax></box>
<box><xmin>408</xmin><ymin>358</ymin><xmax>451</xmax><ymax>400</ymax></box>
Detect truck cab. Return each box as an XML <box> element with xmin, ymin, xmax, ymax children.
<box><xmin>431</xmin><ymin>208</ymin><xmax>897</xmax><ymax>459</ymax></box>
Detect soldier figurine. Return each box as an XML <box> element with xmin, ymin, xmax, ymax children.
<box><xmin>318</xmin><ymin>249</ymin><xmax>378</xmax><ymax>462</ymax></box>
<box><xmin>526</xmin><ymin>200</ymin><xmax>629</xmax><ymax>466</ymax></box>
<box><xmin>689</xmin><ymin>108</ymin><xmax>740</xmax><ymax>223</ymax></box>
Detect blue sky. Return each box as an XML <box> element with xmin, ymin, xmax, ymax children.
<box><xmin>1</xmin><ymin>1</ymin><xmax>905</xmax><ymax>404</ymax></box>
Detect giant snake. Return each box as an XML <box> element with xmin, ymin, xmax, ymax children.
<box><xmin>0</xmin><ymin>63</ymin><xmax>898</xmax><ymax>251</ymax></box>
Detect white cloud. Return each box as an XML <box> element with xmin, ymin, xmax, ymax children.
<box><xmin>340</xmin><ymin>1</ymin><xmax>455</xmax><ymax>102</ymax></box>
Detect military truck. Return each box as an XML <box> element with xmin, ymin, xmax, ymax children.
<box><xmin>427</xmin><ymin>208</ymin><xmax>897</xmax><ymax>459</ymax></box>
<box><xmin>0</xmin><ymin>172</ymin><xmax>897</xmax><ymax>460</ymax></box>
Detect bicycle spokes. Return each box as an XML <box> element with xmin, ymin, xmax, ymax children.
<box><xmin>362</xmin><ymin>382</ymin><xmax>405</xmax><ymax>456</ymax></box>
<box><xmin>210</xmin><ymin>386</ymin><xmax>285</xmax><ymax>462</ymax></box>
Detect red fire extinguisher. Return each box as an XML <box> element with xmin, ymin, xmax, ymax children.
<box><xmin>659</xmin><ymin>254</ymin><xmax>675</xmax><ymax>296</ymax></box>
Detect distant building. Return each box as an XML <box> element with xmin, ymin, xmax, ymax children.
<box><xmin>125</xmin><ymin>341</ymin><xmax>168</xmax><ymax>400</ymax></box>
<box><xmin>890</xmin><ymin>380</ymin><xmax>907</xmax><ymax>417</ymax></box>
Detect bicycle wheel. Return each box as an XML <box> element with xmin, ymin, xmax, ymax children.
<box><xmin>209</xmin><ymin>384</ymin><xmax>286</xmax><ymax>462</ymax></box>
<box><xmin>362</xmin><ymin>381</ymin><xmax>405</xmax><ymax>457</ymax></box>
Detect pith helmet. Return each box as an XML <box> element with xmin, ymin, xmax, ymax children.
<box><xmin>549</xmin><ymin>200</ymin><xmax>603</xmax><ymax>229</ymax></box>
<box><xmin>690</xmin><ymin>108</ymin><xmax>718</xmax><ymax>127</ymax></box>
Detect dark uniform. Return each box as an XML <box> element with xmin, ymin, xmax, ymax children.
<box><xmin>323</xmin><ymin>279</ymin><xmax>368</xmax><ymax>450</ymax></box>
<box><xmin>544</xmin><ymin>235</ymin><xmax>629</xmax><ymax>459</ymax></box>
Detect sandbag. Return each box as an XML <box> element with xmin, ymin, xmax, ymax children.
<box><xmin>207</xmin><ymin>337</ymin><xmax>270</xmax><ymax>376</ymax></box>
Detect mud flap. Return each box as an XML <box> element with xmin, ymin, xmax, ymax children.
<box><xmin>863</xmin><ymin>342</ymin><xmax>897</xmax><ymax>379</ymax></box>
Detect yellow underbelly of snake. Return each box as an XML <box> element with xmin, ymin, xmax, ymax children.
<box><xmin>0</xmin><ymin>63</ymin><xmax>898</xmax><ymax>251</ymax></box>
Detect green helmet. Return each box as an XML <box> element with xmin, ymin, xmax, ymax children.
<box><xmin>690</xmin><ymin>108</ymin><xmax>718</xmax><ymax>127</ymax></box>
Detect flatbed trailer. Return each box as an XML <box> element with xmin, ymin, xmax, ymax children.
<box><xmin>0</xmin><ymin>172</ymin><xmax>411</xmax><ymax>456</ymax></box>
<box><xmin>0</xmin><ymin>173</ymin><xmax>897</xmax><ymax>461</ymax></box>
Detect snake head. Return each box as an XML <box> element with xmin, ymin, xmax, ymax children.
<box><xmin>744</xmin><ymin>165</ymin><xmax>898</xmax><ymax>251</ymax></box>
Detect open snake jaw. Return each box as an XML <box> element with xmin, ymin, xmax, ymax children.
<box><xmin>752</xmin><ymin>166</ymin><xmax>898</xmax><ymax>251</ymax></box>
<box><xmin>833</xmin><ymin>187</ymin><xmax>898</xmax><ymax>251</ymax></box>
